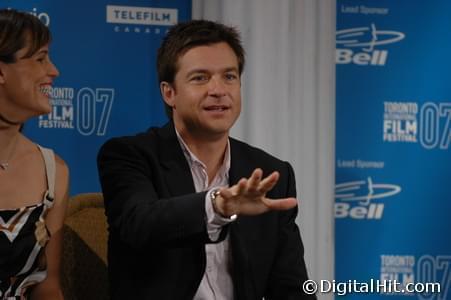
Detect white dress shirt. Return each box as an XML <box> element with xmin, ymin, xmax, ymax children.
<box><xmin>175</xmin><ymin>131</ymin><xmax>235</xmax><ymax>300</ymax></box>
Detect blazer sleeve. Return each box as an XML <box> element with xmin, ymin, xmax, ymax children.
<box><xmin>97</xmin><ymin>137</ymin><xmax>214</xmax><ymax>250</ymax></box>
<box><xmin>265</xmin><ymin>162</ymin><xmax>317</xmax><ymax>300</ymax></box>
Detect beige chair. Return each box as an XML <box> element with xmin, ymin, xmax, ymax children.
<box><xmin>61</xmin><ymin>193</ymin><xmax>109</xmax><ymax>300</ymax></box>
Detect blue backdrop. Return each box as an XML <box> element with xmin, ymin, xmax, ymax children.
<box><xmin>336</xmin><ymin>1</ymin><xmax>451</xmax><ymax>299</ymax></box>
<box><xmin>2</xmin><ymin>0</ymin><xmax>191</xmax><ymax>195</ymax></box>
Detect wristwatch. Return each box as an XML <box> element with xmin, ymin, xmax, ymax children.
<box><xmin>210</xmin><ymin>188</ymin><xmax>237</xmax><ymax>221</ymax></box>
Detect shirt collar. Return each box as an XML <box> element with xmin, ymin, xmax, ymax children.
<box><xmin>175</xmin><ymin>129</ymin><xmax>231</xmax><ymax>175</ymax></box>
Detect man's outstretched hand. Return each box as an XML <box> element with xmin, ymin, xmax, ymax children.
<box><xmin>214</xmin><ymin>168</ymin><xmax>297</xmax><ymax>217</ymax></box>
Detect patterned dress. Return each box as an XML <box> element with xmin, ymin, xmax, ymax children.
<box><xmin>0</xmin><ymin>146</ymin><xmax>56</xmax><ymax>299</ymax></box>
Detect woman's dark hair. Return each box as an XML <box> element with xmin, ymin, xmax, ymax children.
<box><xmin>0</xmin><ymin>8</ymin><xmax>51</xmax><ymax>64</ymax></box>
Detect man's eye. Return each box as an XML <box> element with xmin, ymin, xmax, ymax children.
<box><xmin>191</xmin><ymin>75</ymin><xmax>208</xmax><ymax>82</ymax></box>
<box><xmin>225</xmin><ymin>73</ymin><xmax>238</xmax><ymax>81</ymax></box>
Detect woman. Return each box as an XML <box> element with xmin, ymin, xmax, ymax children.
<box><xmin>0</xmin><ymin>9</ymin><xmax>68</xmax><ymax>299</ymax></box>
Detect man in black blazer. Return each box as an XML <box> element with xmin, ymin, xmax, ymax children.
<box><xmin>98</xmin><ymin>20</ymin><xmax>315</xmax><ymax>299</ymax></box>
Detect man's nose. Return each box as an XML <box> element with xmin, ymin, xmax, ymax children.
<box><xmin>207</xmin><ymin>76</ymin><xmax>226</xmax><ymax>97</ymax></box>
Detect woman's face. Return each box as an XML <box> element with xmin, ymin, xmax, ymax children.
<box><xmin>0</xmin><ymin>40</ymin><xmax>59</xmax><ymax>122</ymax></box>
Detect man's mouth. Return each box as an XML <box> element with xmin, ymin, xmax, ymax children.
<box><xmin>204</xmin><ymin>105</ymin><xmax>230</xmax><ymax>111</ymax></box>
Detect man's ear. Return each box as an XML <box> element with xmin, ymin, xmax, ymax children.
<box><xmin>160</xmin><ymin>81</ymin><xmax>175</xmax><ymax>108</ymax></box>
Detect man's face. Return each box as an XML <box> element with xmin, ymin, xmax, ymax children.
<box><xmin>0</xmin><ymin>41</ymin><xmax>59</xmax><ymax>121</ymax></box>
<box><xmin>162</xmin><ymin>42</ymin><xmax>241</xmax><ymax>139</ymax></box>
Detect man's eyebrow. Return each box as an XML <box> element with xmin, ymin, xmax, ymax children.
<box><xmin>223</xmin><ymin>67</ymin><xmax>239</xmax><ymax>73</ymax></box>
<box><xmin>186</xmin><ymin>69</ymin><xmax>209</xmax><ymax>77</ymax></box>
<box><xmin>186</xmin><ymin>67</ymin><xmax>239</xmax><ymax>77</ymax></box>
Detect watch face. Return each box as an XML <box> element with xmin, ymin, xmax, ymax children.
<box><xmin>210</xmin><ymin>188</ymin><xmax>221</xmax><ymax>200</ymax></box>
<box><xmin>210</xmin><ymin>188</ymin><xmax>237</xmax><ymax>221</ymax></box>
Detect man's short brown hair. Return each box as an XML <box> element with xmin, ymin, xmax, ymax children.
<box><xmin>157</xmin><ymin>20</ymin><xmax>245</xmax><ymax>118</ymax></box>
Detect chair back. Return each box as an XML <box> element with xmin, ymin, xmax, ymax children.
<box><xmin>61</xmin><ymin>193</ymin><xmax>109</xmax><ymax>300</ymax></box>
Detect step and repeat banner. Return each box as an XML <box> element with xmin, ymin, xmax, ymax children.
<box><xmin>3</xmin><ymin>0</ymin><xmax>191</xmax><ymax>195</ymax></box>
<box><xmin>336</xmin><ymin>0</ymin><xmax>451</xmax><ymax>299</ymax></box>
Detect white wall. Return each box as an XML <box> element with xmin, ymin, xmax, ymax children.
<box><xmin>193</xmin><ymin>1</ymin><xmax>336</xmax><ymax>298</ymax></box>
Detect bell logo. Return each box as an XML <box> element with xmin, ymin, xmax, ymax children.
<box><xmin>336</xmin><ymin>23</ymin><xmax>405</xmax><ymax>66</ymax></box>
<box><xmin>336</xmin><ymin>49</ymin><xmax>387</xmax><ymax>66</ymax></box>
<box><xmin>335</xmin><ymin>202</ymin><xmax>384</xmax><ymax>219</ymax></box>
<box><xmin>335</xmin><ymin>177</ymin><xmax>401</xmax><ymax>220</ymax></box>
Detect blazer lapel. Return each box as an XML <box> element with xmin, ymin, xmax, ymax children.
<box><xmin>157</xmin><ymin>122</ymin><xmax>196</xmax><ymax>197</ymax></box>
<box><xmin>155</xmin><ymin>123</ymin><xmax>208</xmax><ymax>297</ymax></box>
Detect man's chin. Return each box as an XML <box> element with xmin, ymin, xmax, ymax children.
<box><xmin>206</xmin><ymin>120</ymin><xmax>236</xmax><ymax>134</ymax></box>
<box><xmin>198</xmin><ymin>125</ymin><xmax>232</xmax><ymax>139</ymax></box>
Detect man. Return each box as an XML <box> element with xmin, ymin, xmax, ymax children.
<box><xmin>98</xmin><ymin>20</ymin><xmax>315</xmax><ymax>299</ymax></box>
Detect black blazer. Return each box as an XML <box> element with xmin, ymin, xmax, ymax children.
<box><xmin>97</xmin><ymin>122</ymin><xmax>315</xmax><ymax>299</ymax></box>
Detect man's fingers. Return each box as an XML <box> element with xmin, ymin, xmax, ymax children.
<box><xmin>258</xmin><ymin>171</ymin><xmax>279</xmax><ymax>193</ymax></box>
<box><xmin>261</xmin><ymin>197</ymin><xmax>297</xmax><ymax>210</ymax></box>
<box><xmin>223</xmin><ymin>178</ymin><xmax>247</xmax><ymax>199</ymax></box>
<box><xmin>247</xmin><ymin>168</ymin><xmax>262</xmax><ymax>192</ymax></box>
<box><xmin>236</xmin><ymin>178</ymin><xmax>247</xmax><ymax>195</ymax></box>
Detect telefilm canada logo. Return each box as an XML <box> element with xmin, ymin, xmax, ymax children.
<box><xmin>336</xmin><ymin>23</ymin><xmax>405</xmax><ymax>66</ymax></box>
<box><xmin>335</xmin><ymin>177</ymin><xmax>401</xmax><ymax>220</ymax></box>
<box><xmin>106</xmin><ymin>4</ymin><xmax>177</xmax><ymax>34</ymax></box>
<box><xmin>38</xmin><ymin>86</ymin><xmax>115</xmax><ymax>136</ymax></box>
